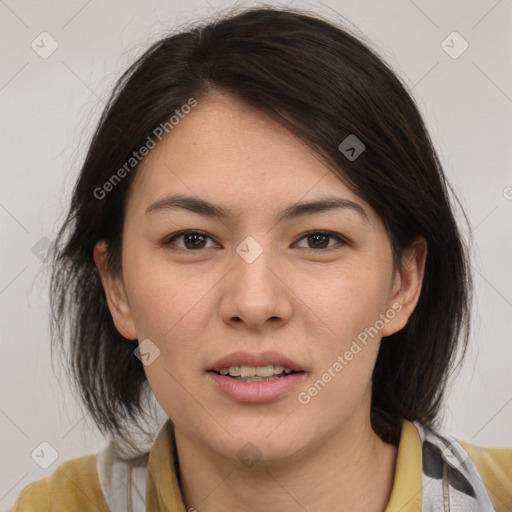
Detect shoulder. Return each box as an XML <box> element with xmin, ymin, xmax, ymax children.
<box><xmin>457</xmin><ymin>438</ymin><xmax>512</xmax><ymax>512</ymax></box>
<box><xmin>9</xmin><ymin>453</ymin><xmax>109</xmax><ymax>512</ymax></box>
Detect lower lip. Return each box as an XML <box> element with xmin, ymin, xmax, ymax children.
<box><xmin>207</xmin><ymin>371</ymin><xmax>306</xmax><ymax>403</ymax></box>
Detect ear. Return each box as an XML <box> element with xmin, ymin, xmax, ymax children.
<box><xmin>93</xmin><ymin>240</ymin><xmax>138</xmax><ymax>340</ymax></box>
<box><xmin>381</xmin><ymin>237</ymin><xmax>427</xmax><ymax>337</ymax></box>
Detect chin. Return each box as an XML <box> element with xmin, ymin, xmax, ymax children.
<box><xmin>200</xmin><ymin>418</ymin><xmax>317</xmax><ymax>465</ymax></box>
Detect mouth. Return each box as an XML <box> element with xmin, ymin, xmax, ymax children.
<box><xmin>208</xmin><ymin>350</ymin><xmax>305</xmax><ymax>379</ymax></box>
<box><xmin>207</xmin><ymin>350</ymin><xmax>306</xmax><ymax>402</ymax></box>
<box><xmin>210</xmin><ymin>364</ymin><xmax>303</xmax><ymax>382</ymax></box>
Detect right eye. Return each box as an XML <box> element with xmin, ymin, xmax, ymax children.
<box><xmin>162</xmin><ymin>230</ymin><xmax>219</xmax><ymax>251</ymax></box>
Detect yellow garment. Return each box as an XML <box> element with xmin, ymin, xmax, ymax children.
<box><xmin>8</xmin><ymin>419</ymin><xmax>512</xmax><ymax>511</ymax></box>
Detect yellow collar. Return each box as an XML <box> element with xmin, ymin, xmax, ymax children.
<box><xmin>144</xmin><ymin>417</ymin><xmax>424</xmax><ymax>511</ymax></box>
<box><xmin>385</xmin><ymin>419</ymin><xmax>423</xmax><ymax>511</ymax></box>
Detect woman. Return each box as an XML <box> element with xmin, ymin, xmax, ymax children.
<box><xmin>9</xmin><ymin>5</ymin><xmax>511</xmax><ymax>512</ymax></box>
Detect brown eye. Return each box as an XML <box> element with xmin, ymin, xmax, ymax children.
<box><xmin>163</xmin><ymin>231</ymin><xmax>216</xmax><ymax>251</ymax></box>
<box><xmin>295</xmin><ymin>231</ymin><xmax>346</xmax><ymax>250</ymax></box>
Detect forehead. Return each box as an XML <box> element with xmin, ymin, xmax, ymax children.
<box><xmin>126</xmin><ymin>93</ymin><xmax>374</xmax><ymax>223</ymax></box>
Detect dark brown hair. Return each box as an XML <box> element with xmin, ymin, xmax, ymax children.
<box><xmin>50</xmin><ymin>5</ymin><xmax>472</xmax><ymax>446</ymax></box>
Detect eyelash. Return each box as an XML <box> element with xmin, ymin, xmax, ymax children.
<box><xmin>162</xmin><ymin>230</ymin><xmax>348</xmax><ymax>252</ymax></box>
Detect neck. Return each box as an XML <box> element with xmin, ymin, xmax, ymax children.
<box><xmin>174</xmin><ymin>412</ymin><xmax>399</xmax><ymax>512</ymax></box>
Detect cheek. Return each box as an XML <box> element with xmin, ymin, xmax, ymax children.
<box><xmin>300</xmin><ymin>261</ymin><xmax>392</xmax><ymax>386</ymax></box>
<box><xmin>314</xmin><ymin>263</ymin><xmax>392</xmax><ymax>342</ymax></box>
<box><xmin>122</xmin><ymin>248</ymin><xmax>220</xmax><ymax>360</ymax></box>
<box><xmin>297</xmin><ymin>271</ymin><xmax>389</xmax><ymax>414</ymax></box>
<box><xmin>122</xmin><ymin>252</ymin><xmax>216</xmax><ymax>420</ymax></box>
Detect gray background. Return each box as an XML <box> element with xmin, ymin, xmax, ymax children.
<box><xmin>1</xmin><ymin>0</ymin><xmax>511</xmax><ymax>508</ymax></box>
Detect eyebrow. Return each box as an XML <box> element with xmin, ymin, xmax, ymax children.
<box><xmin>145</xmin><ymin>194</ymin><xmax>369</xmax><ymax>223</ymax></box>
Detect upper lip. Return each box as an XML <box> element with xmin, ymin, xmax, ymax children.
<box><xmin>209</xmin><ymin>350</ymin><xmax>304</xmax><ymax>372</ymax></box>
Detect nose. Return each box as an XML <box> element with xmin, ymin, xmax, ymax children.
<box><xmin>219</xmin><ymin>237</ymin><xmax>293</xmax><ymax>333</ymax></box>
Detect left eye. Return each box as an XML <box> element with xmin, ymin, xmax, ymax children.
<box><xmin>162</xmin><ymin>230</ymin><xmax>346</xmax><ymax>251</ymax></box>
<box><xmin>294</xmin><ymin>231</ymin><xmax>346</xmax><ymax>250</ymax></box>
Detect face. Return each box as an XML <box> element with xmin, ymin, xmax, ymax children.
<box><xmin>95</xmin><ymin>92</ymin><xmax>425</xmax><ymax>463</ymax></box>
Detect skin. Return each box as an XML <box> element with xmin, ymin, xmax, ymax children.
<box><xmin>94</xmin><ymin>92</ymin><xmax>427</xmax><ymax>512</ymax></box>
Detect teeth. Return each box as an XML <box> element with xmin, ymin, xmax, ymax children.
<box><xmin>228</xmin><ymin>366</ymin><xmax>241</xmax><ymax>376</ymax></box>
<box><xmin>231</xmin><ymin>375</ymin><xmax>281</xmax><ymax>382</ymax></box>
<box><xmin>241</xmin><ymin>365</ymin><xmax>256</xmax><ymax>378</ymax></box>
<box><xmin>218</xmin><ymin>365</ymin><xmax>295</xmax><ymax>377</ymax></box>
<box><xmin>256</xmin><ymin>365</ymin><xmax>274</xmax><ymax>377</ymax></box>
